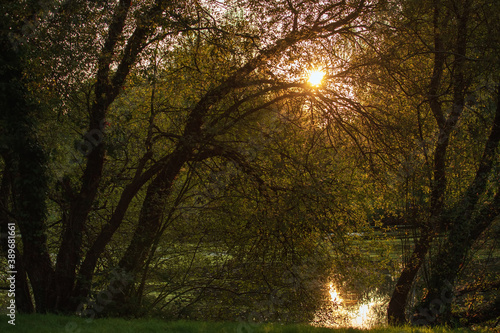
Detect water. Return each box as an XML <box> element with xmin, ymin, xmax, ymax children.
<box><xmin>312</xmin><ymin>283</ymin><xmax>389</xmax><ymax>329</ymax></box>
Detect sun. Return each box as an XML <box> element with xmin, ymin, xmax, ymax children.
<box><xmin>307</xmin><ymin>69</ymin><xmax>325</xmax><ymax>86</ymax></box>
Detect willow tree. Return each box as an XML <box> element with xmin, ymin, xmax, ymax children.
<box><xmin>98</xmin><ymin>0</ymin><xmax>376</xmax><ymax>312</ymax></box>
<box><xmin>1</xmin><ymin>0</ymin><xmax>380</xmax><ymax>315</ymax></box>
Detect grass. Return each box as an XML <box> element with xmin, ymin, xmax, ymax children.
<box><xmin>0</xmin><ymin>314</ymin><xmax>488</xmax><ymax>333</ymax></box>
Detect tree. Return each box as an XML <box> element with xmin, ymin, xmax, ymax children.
<box><xmin>1</xmin><ymin>0</ymin><xmax>55</xmax><ymax>313</ymax></box>
<box><xmin>100</xmin><ymin>0</ymin><xmax>375</xmax><ymax>313</ymax></box>
<box><xmin>1</xmin><ymin>0</ymin><xmax>203</xmax><ymax>313</ymax></box>
<box><xmin>344</xmin><ymin>0</ymin><xmax>500</xmax><ymax>325</ymax></box>
<box><xmin>1</xmin><ymin>0</ymin><xmax>379</xmax><ymax>315</ymax></box>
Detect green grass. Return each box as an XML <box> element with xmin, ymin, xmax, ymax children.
<box><xmin>0</xmin><ymin>314</ymin><xmax>487</xmax><ymax>333</ymax></box>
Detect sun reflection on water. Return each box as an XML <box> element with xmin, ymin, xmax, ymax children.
<box><xmin>313</xmin><ymin>285</ymin><xmax>388</xmax><ymax>329</ymax></box>
<box><xmin>329</xmin><ymin>284</ymin><xmax>342</xmax><ymax>304</ymax></box>
<box><xmin>353</xmin><ymin>302</ymin><xmax>375</xmax><ymax>328</ymax></box>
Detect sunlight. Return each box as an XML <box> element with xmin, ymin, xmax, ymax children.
<box><xmin>313</xmin><ymin>285</ymin><xmax>387</xmax><ymax>329</ymax></box>
<box><xmin>307</xmin><ymin>69</ymin><xmax>325</xmax><ymax>86</ymax></box>
<box><xmin>329</xmin><ymin>283</ymin><xmax>342</xmax><ymax>304</ymax></box>
<box><xmin>353</xmin><ymin>302</ymin><xmax>373</xmax><ymax>327</ymax></box>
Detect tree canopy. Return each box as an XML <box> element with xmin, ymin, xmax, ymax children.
<box><xmin>1</xmin><ymin>0</ymin><xmax>499</xmax><ymax>329</ymax></box>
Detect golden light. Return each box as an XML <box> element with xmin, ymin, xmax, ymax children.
<box><xmin>328</xmin><ymin>283</ymin><xmax>342</xmax><ymax>304</ymax></box>
<box><xmin>307</xmin><ymin>69</ymin><xmax>325</xmax><ymax>86</ymax></box>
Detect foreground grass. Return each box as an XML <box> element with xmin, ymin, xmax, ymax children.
<box><xmin>0</xmin><ymin>314</ymin><xmax>487</xmax><ymax>333</ymax></box>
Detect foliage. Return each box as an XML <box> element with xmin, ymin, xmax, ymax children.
<box><xmin>1</xmin><ymin>0</ymin><xmax>499</xmax><ymax>329</ymax></box>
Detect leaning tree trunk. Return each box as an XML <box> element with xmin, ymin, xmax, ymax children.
<box><xmin>118</xmin><ymin>147</ymin><xmax>191</xmax><ymax>277</ymax></box>
<box><xmin>51</xmin><ymin>0</ymin><xmax>134</xmax><ymax>312</ymax></box>
<box><xmin>419</xmin><ymin>84</ymin><xmax>500</xmax><ymax>324</ymax></box>
<box><xmin>387</xmin><ymin>227</ymin><xmax>433</xmax><ymax>325</ymax></box>
<box><xmin>52</xmin><ymin>0</ymin><xmax>171</xmax><ymax>312</ymax></box>
<box><xmin>410</xmin><ymin>1</ymin><xmax>479</xmax><ymax>324</ymax></box>
<box><xmin>388</xmin><ymin>0</ymin><xmax>465</xmax><ymax>324</ymax></box>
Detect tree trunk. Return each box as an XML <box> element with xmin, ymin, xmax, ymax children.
<box><xmin>420</xmin><ymin>84</ymin><xmax>500</xmax><ymax>324</ymax></box>
<box><xmin>388</xmin><ymin>228</ymin><xmax>433</xmax><ymax>325</ymax></box>
<box><xmin>14</xmin><ymin>250</ymin><xmax>35</xmax><ymax>313</ymax></box>
<box><xmin>52</xmin><ymin>0</ymin><xmax>163</xmax><ymax>311</ymax></box>
<box><xmin>0</xmin><ymin>167</ymin><xmax>34</xmax><ymax>313</ymax></box>
<box><xmin>388</xmin><ymin>0</ymin><xmax>458</xmax><ymax>324</ymax></box>
<box><xmin>115</xmin><ymin>147</ymin><xmax>191</xmax><ymax>300</ymax></box>
<box><xmin>74</xmin><ymin>154</ymin><xmax>158</xmax><ymax>302</ymax></box>
<box><xmin>0</xmin><ymin>20</ymin><xmax>55</xmax><ymax>312</ymax></box>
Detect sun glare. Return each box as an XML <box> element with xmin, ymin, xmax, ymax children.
<box><xmin>329</xmin><ymin>283</ymin><xmax>342</xmax><ymax>304</ymax></box>
<box><xmin>308</xmin><ymin>70</ymin><xmax>325</xmax><ymax>86</ymax></box>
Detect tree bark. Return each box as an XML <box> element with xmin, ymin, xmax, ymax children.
<box><xmin>74</xmin><ymin>153</ymin><xmax>158</xmax><ymax>301</ymax></box>
<box><xmin>53</xmin><ymin>0</ymin><xmax>171</xmax><ymax>311</ymax></box>
<box><xmin>420</xmin><ymin>84</ymin><xmax>500</xmax><ymax>324</ymax></box>
<box><xmin>70</xmin><ymin>0</ymin><xmax>194</xmax><ymax>308</ymax></box>
<box><xmin>0</xmin><ymin>7</ymin><xmax>55</xmax><ymax>311</ymax></box>
<box><xmin>388</xmin><ymin>0</ymin><xmax>448</xmax><ymax>324</ymax></box>
<box><xmin>387</xmin><ymin>229</ymin><xmax>433</xmax><ymax>325</ymax></box>
<box><xmin>387</xmin><ymin>0</ymin><xmax>472</xmax><ymax>323</ymax></box>
<box><xmin>52</xmin><ymin>0</ymin><xmax>134</xmax><ymax>311</ymax></box>
<box><xmin>0</xmin><ymin>167</ymin><xmax>34</xmax><ymax>313</ymax></box>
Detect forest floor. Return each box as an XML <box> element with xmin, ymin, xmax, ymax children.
<box><xmin>0</xmin><ymin>314</ymin><xmax>493</xmax><ymax>333</ymax></box>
